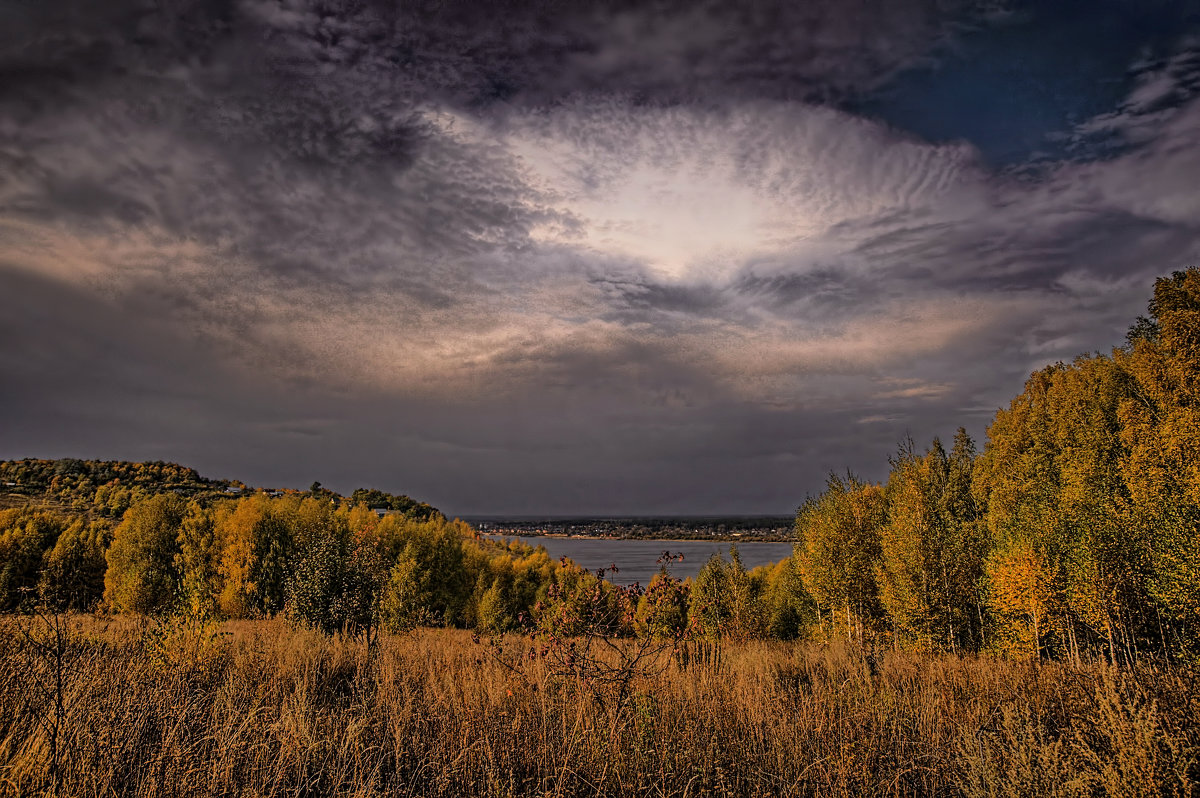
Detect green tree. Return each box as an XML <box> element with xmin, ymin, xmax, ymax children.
<box><xmin>688</xmin><ymin>553</ymin><xmax>732</xmax><ymax>638</ymax></box>
<box><xmin>794</xmin><ymin>474</ymin><xmax>887</xmax><ymax>641</ymax></box>
<box><xmin>176</xmin><ymin>502</ymin><xmax>221</xmax><ymax>615</ymax></box>
<box><xmin>39</xmin><ymin>518</ymin><xmax>110</xmax><ymax>612</ymax></box>
<box><xmin>877</xmin><ymin>433</ymin><xmax>984</xmax><ymax>653</ymax></box>
<box><xmin>1119</xmin><ymin>268</ymin><xmax>1200</xmax><ymax>655</ymax></box>
<box><xmin>380</xmin><ymin>523</ymin><xmax>471</xmax><ymax>630</ymax></box>
<box><xmin>634</xmin><ymin>569</ymin><xmax>690</xmax><ymax>639</ymax></box>
<box><xmin>761</xmin><ymin>555</ymin><xmax>815</xmax><ymax>641</ymax></box>
<box><xmin>724</xmin><ymin>547</ymin><xmax>766</xmax><ymax>641</ymax></box>
<box><xmin>104</xmin><ymin>494</ymin><xmax>187</xmax><ymax>614</ymax></box>
<box><xmin>287</xmin><ymin>532</ymin><xmax>388</xmax><ymax>638</ymax></box>
<box><xmin>0</xmin><ymin>509</ymin><xmax>65</xmax><ymax>611</ymax></box>
<box><xmin>476</xmin><ymin>566</ymin><xmax>519</xmax><ymax>635</ymax></box>
<box><xmin>350</xmin><ymin>487</ymin><xmax>442</xmax><ymax>521</ymax></box>
<box><xmin>473</xmin><ymin>546</ymin><xmax>557</xmax><ymax>636</ymax></box>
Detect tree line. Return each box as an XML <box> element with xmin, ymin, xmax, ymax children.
<box><xmin>0</xmin><ymin>485</ymin><xmax>804</xmax><ymax>645</ymax></box>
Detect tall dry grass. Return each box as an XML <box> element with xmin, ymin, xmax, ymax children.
<box><xmin>0</xmin><ymin>615</ymin><xmax>1195</xmax><ymax>797</ymax></box>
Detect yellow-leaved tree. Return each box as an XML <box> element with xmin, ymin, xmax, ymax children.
<box><xmin>1119</xmin><ymin>268</ymin><xmax>1200</xmax><ymax>655</ymax></box>
<box><xmin>104</xmin><ymin>494</ymin><xmax>187</xmax><ymax>614</ymax></box>
<box><xmin>984</xmin><ymin>534</ymin><xmax>1053</xmax><ymax>660</ymax></box>
<box><xmin>794</xmin><ymin>474</ymin><xmax>886</xmax><ymax>642</ymax></box>
<box><xmin>216</xmin><ymin>494</ymin><xmax>294</xmax><ymax>618</ymax></box>
<box><xmin>877</xmin><ymin>431</ymin><xmax>984</xmax><ymax>653</ymax></box>
<box><xmin>974</xmin><ymin>354</ymin><xmax>1145</xmax><ymax>663</ymax></box>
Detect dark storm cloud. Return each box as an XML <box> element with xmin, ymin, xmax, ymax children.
<box><xmin>0</xmin><ymin>265</ymin><xmax>256</xmax><ymax>447</ymax></box>
<box><xmin>590</xmin><ymin>276</ymin><xmax>732</xmax><ymax>322</ymax></box>
<box><xmin>0</xmin><ymin>0</ymin><xmax>557</xmax><ymax>268</ymax></box>
<box><xmin>234</xmin><ymin>0</ymin><xmax>1005</xmax><ymax>106</ymax></box>
<box><xmin>731</xmin><ymin>268</ymin><xmax>890</xmax><ymax>321</ymax></box>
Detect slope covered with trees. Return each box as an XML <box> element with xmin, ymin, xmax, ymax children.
<box><xmin>795</xmin><ymin>268</ymin><xmax>1200</xmax><ymax>662</ymax></box>
<box><xmin>0</xmin><ymin>459</ymin><xmax>233</xmax><ymax>518</ymax></box>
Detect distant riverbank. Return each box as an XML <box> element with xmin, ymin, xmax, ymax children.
<box><xmin>467</xmin><ymin>515</ymin><xmax>796</xmax><ymax>544</ymax></box>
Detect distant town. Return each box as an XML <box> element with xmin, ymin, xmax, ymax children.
<box><xmin>469</xmin><ymin>516</ymin><xmax>797</xmax><ymax>542</ymax></box>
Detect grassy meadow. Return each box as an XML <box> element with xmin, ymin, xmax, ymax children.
<box><xmin>1</xmin><ymin>614</ymin><xmax>1196</xmax><ymax>798</ymax></box>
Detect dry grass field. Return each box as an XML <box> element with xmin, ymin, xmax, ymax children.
<box><xmin>1</xmin><ymin>614</ymin><xmax>1196</xmax><ymax>798</ymax></box>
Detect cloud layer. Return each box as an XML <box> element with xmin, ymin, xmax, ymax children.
<box><xmin>4</xmin><ymin>0</ymin><xmax>1200</xmax><ymax>514</ymax></box>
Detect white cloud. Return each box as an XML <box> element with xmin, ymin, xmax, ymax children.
<box><xmin>489</xmin><ymin>99</ymin><xmax>983</xmax><ymax>283</ymax></box>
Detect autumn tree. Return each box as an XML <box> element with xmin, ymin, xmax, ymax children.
<box><xmin>984</xmin><ymin>534</ymin><xmax>1053</xmax><ymax>660</ymax></box>
<box><xmin>974</xmin><ymin>363</ymin><xmax>1083</xmax><ymax>659</ymax></box>
<box><xmin>283</xmin><ymin>495</ymin><xmax>350</xmax><ymax>554</ymax></box>
<box><xmin>974</xmin><ymin>352</ymin><xmax>1149</xmax><ymax>662</ymax></box>
<box><xmin>216</xmin><ymin>495</ymin><xmax>294</xmax><ymax>618</ymax></box>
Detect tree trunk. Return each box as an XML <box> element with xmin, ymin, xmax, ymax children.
<box><xmin>1107</xmin><ymin>617</ymin><xmax>1117</xmax><ymax>667</ymax></box>
<box><xmin>976</xmin><ymin>594</ymin><xmax>986</xmax><ymax>650</ymax></box>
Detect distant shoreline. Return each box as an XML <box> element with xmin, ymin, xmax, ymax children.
<box><xmin>482</xmin><ymin>531</ymin><xmax>797</xmax><ymax>544</ymax></box>
<box><xmin>464</xmin><ymin>514</ymin><xmax>798</xmax><ymax>543</ymax></box>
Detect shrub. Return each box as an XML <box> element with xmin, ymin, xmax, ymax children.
<box><xmin>287</xmin><ymin>534</ymin><xmax>388</xmax><ymax>638</ymax></box>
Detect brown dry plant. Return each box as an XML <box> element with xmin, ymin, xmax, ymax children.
<box><xmin>0</xmin><ymin>616</ymin><xmax>1195</xmax><ymax>798</ymax></box>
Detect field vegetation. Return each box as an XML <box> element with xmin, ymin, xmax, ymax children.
<box><xmin>1</xmin><ymin>614</ymin><xmax>1196</xmax><ymax>798</ymax></box>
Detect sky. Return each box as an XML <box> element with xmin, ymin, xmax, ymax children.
<box><xmin>3</xmin><ymin>0</ymin><xmax>1200</xmax><ymax>516</ymax></box>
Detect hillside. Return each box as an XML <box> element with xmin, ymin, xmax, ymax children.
<box><xmin>0</xmin><ymin>458</ymin><xmax>440</xmax><ymax>522</ymax></box>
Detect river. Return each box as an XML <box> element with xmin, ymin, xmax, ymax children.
<box><xmin>483</xmin><ymin>535</ymin><xmax>795</xmax><ymax>586</ymax></box>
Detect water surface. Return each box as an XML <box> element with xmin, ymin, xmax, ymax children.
<box><xmin>484</xmin><ymin>535</ymin><xmax>795</xmax><ymax>586</ymax></box>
